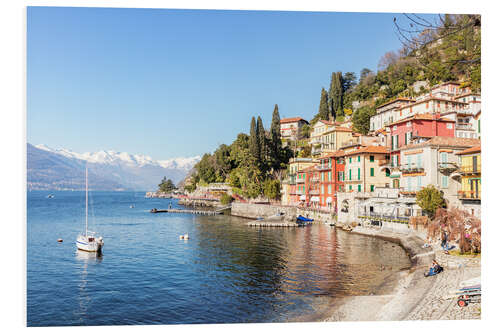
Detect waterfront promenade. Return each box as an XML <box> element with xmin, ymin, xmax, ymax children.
<box><xmin>325</xmin><ymin>226</ymin><xmax>481</xmax><ymax>321</ymax></box>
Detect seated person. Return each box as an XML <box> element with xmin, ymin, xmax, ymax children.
<box><xmin>424</xmin><ymin>260</ymin><xmax>443</xmax><ymax>277</ymax></box>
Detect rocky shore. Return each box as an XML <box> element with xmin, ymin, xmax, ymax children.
<box><xmin>325</xmin><ymin>226</ymin><xmax>481</xmax><ymax>321</ymax></box>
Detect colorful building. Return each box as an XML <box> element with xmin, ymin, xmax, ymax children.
<box><xmin>342</xmin><ymin>146</ymin><xmax>391</xmax><ymax>193</ymax></box>
<box><xmin>456</xmin><ymin>145</ymin><xmax>481</xmax><ymax>217</ymax></box>
<box><xmin>370</xmin><ymin>98</ymin><xmax>415</xmax><ymax>133</ymax></box>
<box><xmin>280</xmin><ymin>117</ymin><xmax>309</xmax><ymax>142</ymax></box>
<box><xmin>398</xmin><ymin>137</ymin><xmax>480</xmax><ymax>208</ymax></box>
<box><xmin>388</xmin><ymin>114</ymin><xmax>455</xmax><ymax>187</ymax></box>
<box><xmin>282</xmin><ymin>158</ymin><xmax>317</xmax><ymax>206</ymax></box>
<box><xmin>316</xmin><ymin>151</ymin><xmax>345</xmax><ymax>211</ymax></box>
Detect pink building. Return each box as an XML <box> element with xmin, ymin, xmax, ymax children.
<box><xmin>388</xmin><ymin>113</ymin><xmax>455</xmax><ymax>188</ymax></box>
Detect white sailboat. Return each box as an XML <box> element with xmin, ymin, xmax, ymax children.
<box><xmin>76</xmin><ymin>168</ymin><xmax>104</xmax><ymax>253</ymax></box>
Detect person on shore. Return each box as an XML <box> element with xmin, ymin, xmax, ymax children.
<box><xmin>424</xmin><ymin>260</ymin><xmax>443</xmax><ymax>277</ymax></box>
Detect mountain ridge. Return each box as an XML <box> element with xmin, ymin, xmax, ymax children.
<box><xmin>28</xmin><ymin>143</ymin><xmax>200</xmax><ymax>191</ymax></box>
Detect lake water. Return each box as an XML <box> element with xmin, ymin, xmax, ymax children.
<box><xmin>27</xmin><ymin>191</ymin><xmax>411</xmax><ymax>326</ymax></box>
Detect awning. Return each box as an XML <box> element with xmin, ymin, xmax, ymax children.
<box><xmin>311</xmin><ymin>196</ymin><xmax>320</xmax><ymax>202</ymax></box>
<box><xmin>299</xmin><ymin>195</ymin><xmax>306</xmax><ymax>201</ymax></box>
<box><xmin>326</xmin><ymin>197</ymin><xmax>333</xmax><ymax>203</ymax></box>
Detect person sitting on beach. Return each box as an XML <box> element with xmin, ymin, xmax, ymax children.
<box><xmin>424</xmin><ymin>260</ymin><xmax>443</xmax><ymax>277</ymax></box>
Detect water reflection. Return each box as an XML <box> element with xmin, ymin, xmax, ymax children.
<box><xmin>74</xmin><ymin>250</ymin><xmax>102</xmax><ymax>324</ymax></box>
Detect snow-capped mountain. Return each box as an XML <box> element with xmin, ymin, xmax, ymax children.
<box><xmin>28</xmin><ymin>143</ymin><xmax>200</xmax><ymax>191</ymax></box>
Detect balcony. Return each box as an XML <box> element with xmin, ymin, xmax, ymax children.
<box><xmin>438</xmin><ymin>162</ymin><xmax>459</xmax><ymax>173</ymax></box>
<box><xmin>456</xmin><ymin>123</ymin><xmax>473</xmax><ymax>130</ymax></box>
<box><xmin>458</xmin><ymin>190</ymin><xmax>481</xmax><ymax>200</ymax></box>
<box><xmin>309</xmin><ymin>190</ymin><xmax>320</xmax><ymax>195</ymax></box>
<box><xmin>310</xmin><ymin>177</ymin><xmax>320</xmax><ymax>183</ymax></box>
<box><xmin>296</xmin><ymin>178</ymin><xmax>305</xmax><ymax>183</ymax></box>
<box><xmin>459</xmin><ymin>165</ymin><xmax>481</xmax><ymax>174</ymax></box>
<box><xmin>316</xmin><ymin>164</ymin><xmax>331</xmax><ymax>171</ymax></box>
<box><xmin>400</xmin><ymin>163</ymin><xmax>425</xmax><ymax>174</ymax></box>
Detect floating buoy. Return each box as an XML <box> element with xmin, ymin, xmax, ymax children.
<box><xmin>57</xmin><ymin>238</ymin><xmax>63</xmax><ymax>243</ymax></box>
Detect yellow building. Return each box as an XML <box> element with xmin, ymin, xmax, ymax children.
<box><xmin>342</xmin><ymin>146</ymin><xmax>391</xmax><ymax>193</ymax></box>
<box><xmin>320</xmin><ymin>126</ymin><xmax>354</xmax><ymax>155</ymax></box>
<box><xmin>456</xmin><ymin>145</ymin><xmax>481</xmax><ymax>199</ymax></box>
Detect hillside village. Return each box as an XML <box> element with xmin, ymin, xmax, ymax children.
<box><xmin>278</xmin><ymin>81</ymin><xmax>481</xmax><ymax>226</ymax></box>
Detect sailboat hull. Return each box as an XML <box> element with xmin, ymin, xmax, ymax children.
<box><xmin>76</xmin><ymin>235</ymin><xmax>103</xmax><ymax>253</ymax></box>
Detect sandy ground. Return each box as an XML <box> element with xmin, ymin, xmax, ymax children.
<box><xmin>324</xmin><ymin>228</ymin><xmax>481</xmax><ymax>322</ymax></box>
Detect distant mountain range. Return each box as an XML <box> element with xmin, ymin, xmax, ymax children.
<box><xmin>27</xmin><ymin>143</ymin><xmax>200</xmax><ymax>191</ymax></box>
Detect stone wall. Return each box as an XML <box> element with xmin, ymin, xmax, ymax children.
<box><xmin>231</xmin><ymin>202</ymin><xmax>297</xmax><ymax>220</ymax></box>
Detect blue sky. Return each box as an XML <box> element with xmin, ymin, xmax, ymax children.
<box><xmin>27</xmin><ymin>7</ymin><xmax>434</xmax><ymax>159</ymax></box>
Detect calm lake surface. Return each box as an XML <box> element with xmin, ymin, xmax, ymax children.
<box><xmin>27</xmin><ymin>191</ymin><xmax>411</xmax><ymax>326</ymax></box>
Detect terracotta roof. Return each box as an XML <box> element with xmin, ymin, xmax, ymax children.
<box><xmin>456</xmin><ymin>145</ymin><xmax>481</xmax><ymax>155</ymax></box>
<box><xmin>342</xmin><ymin>145</ymin><xmax>389</xmax><ymax>156</ymax></box>
<box><xmin>388</xmin><ymin>113</ymin><xmax>455</xmax><ymax>126</ymax></box>
<box><xmin>431</xmin><ymin>81</ymin><xmax>461</xmax><ymax>89</ymax></box>
<box><xmin>400</xmin><ymin>137</ymin><xmax>480</xmax><ymax>150</ymax></box>
<box><xmin>400</xmin><ymin>96</ymin><xmax>468</xmax><ymax>110</ymax></box>
<box><xmin>319</xmin><ymin>150</ymin><xmax>345</xmax><ymax>159</ymax></box>
<box><xmin>318</xmin><ymin>120</ymin><xmax>334</xmax><ymax>125</ymax></box>
<box><xmin>324</xmin><ymin>126</ymin><xmax>353</xmax><ymax>134</ymax></box>
<box><xmin>280</xmin><ymin>117</ymin><xmax>308</xmax><ymax>124</ymax></box>
<box><xmin>303</xmin><ymin>165</ymin><xmax>318</xmax><ymax>172</ymax></box>
<box><xmin>376</xmin><ymin>98</ymin><xmax>415</xmax><ymax>110</ymax></box>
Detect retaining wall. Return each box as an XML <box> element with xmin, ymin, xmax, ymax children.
<box><xmin>231</xmin><ymin>202</ymin><xmax>297</xmax><ymax>219</ymax></box>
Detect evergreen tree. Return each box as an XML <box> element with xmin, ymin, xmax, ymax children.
<box><xmin>249</xmin><ymin>116</ymin><xmax>260</xmax><ymax>161</ymax></box>
<box><xmin>257</xmin><ymin>116</ymin><xmax>267</xmax><ymax>164</ymax></box>
<box><xmin>318</xmin><ymin>88</ymin><xmax>329</xmax><ymax>121</ymax></box>
<box><xmin>328</xmin><ymin>72</ymin><xmax>344</xmax><ymax>119</ymax></box>
<box><xmin>270</xmin><ymin>104</ymin><xmax>281</xmax><ymax>169</ymax></box>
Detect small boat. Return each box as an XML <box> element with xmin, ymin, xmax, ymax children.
<box><xmin>47</xmin><ymin>194</ymin><xmax>54</xmax><ymax>198</ymax></box>
<box><xmin>76</xmin><ymin>168</ymin><xmax>104</xmax><ymax>254</ymax></box>
<box><xmin>296</xmin><ymin>215</ymin><xmax>314</xmax><ymax>222</ymax></box>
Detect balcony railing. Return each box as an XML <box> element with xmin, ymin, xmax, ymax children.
<box><xmin>309</xmin><ymin>190</ymin><xmax>320</xmax><ymax>195</ymax></box>
<box><xmin>296</xmin><ymin>178</ymin><xmax>305</xmax><ymax>183</ymax></box>
<box><xmin>459</xmin><ymin>165</ymin><xmax>481</xmax><ymax>174</ymax></box>
<box><xmin>316</xmin><ymin>165</ymin><xmax>331</xmax><ymax>171</ymax></box>
<box><xmin>438</xmin><ymin>162</ymin><xmax>459</xmax><ymax>173</ymax></box>
<box><xmin>456</xmin><ymin>123</ymin><xmax>473</xmax><ymax>130</ymax></box>
<box><xmin>310</xmin><ymin>177</ymin><xmax>320</xmax><ymax>183</ymax></box>
<box><xmin>458</xmin><ymin>190</ymin><xmax>481</xmax><ymax>200</ymax></box>
<box><xmin>358</xmin><ymin>213</ymin><xmax>410</xmax><ymax>224</ymax></box>
<box><xmin>400</xmin><ymin>164</ymin><xmax>425</xmax><ymax>174</ymax></box>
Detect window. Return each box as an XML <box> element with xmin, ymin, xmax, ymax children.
<box><xmin>440</xmin><ymin>152</ymin><xmax>448</xmax><ymax>163</ymax></box>
<box><xmin>328</xmin><ymin>172</ymin><xmax>331</xmax><ymax>181</ymax></box>
<box><xmin>357</xmin><ymin>184</ymin><xmax>362</xmax><ymax>192</ymax></box>
<box><xmin>369</xmin><ymin>155</ymin><xmax>374</xmax><ymax>162</ymax></box>
<box><xmin>349</xmin><ymin>185</ymin><xmax>352</xmax><ymax>191</ymax></box>
<box><xmin>417</xmin><ymin>176</ymin><xmax>422</xmax><ymax>189</ymax></box>
<box><xmin>321</xmin><ymin>185</ymin><xmax>325</xmax><ymax>194</ymax></box>
<box><xmin>357</xmin><ymin>156</ymin><xmax>360</xmax><ymax>162</ymax></box>
<box><xmin>447</xmin><ymin>123</ymin><xmax>453</xmax><ymax>129</ymax></box>
<box><xmin>328</xmin><ymin>184</ymin><xmax>332</xmax><ymax>194</ymax></box>
<box><xmin>370</xmin><ymin>185</ymin><xmax>375</xmax><ymax>192</ymax></box>
<box><xmin>406</xmin><ymin>121</ymin><xmax>411</xmax><ymax>127</ymax></box>
<box><xmin>417</xmin><ymin>154</ymin><xmax>422</xmax><ymax>168</ymax></box>
<box><xmin>349</xmin><ymin>169</ymin><xmax>352</xmax><ymax>180</ymax></box>
<box><xmin>370</xmin><ymin>168</ymin><xmax>374</xmax><ymax>177</ymax></box>
<box><xmin>349</xmin><ymin>157</ymin><xmax>352</xmax><ymax>163</ymax></box>
<box><xmin>393</xmin><ymin>125</ymin><xmax>397</xmax><ymax>130</ymax></box>
<box><xmin>321</xmin><ymin>173</ymin><xmax>324</xmax><ymax>181</ymax></box>
<box><xmin>408</xmin><ymin>177</ymin><xmax>413</xmax><ymax>191</ymax></box>
<box><xmin>328</xmin><ymin>159</ymin><xmax>332</xmax><ymax>168</ymax></box>
<box><xmin>442</xmin><ymin>175</ymin><xmax>448</xmax><ymax>188</ymax></box>
<box><xmin>385</xmin><ymin>169</ymin><xmax>390</xmax><ymax>177</ymax></box>
<box><xmin>358</xmin><ymin>168</ymin><xmax>361</xmax><ymax>180</ymax></box>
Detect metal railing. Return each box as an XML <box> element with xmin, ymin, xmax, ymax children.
<box><xmin>459</xmin><ymin>165</ymin><xmax>481</xmax><ymax>174</ymax></box>
<box><xmin>400</xmin><ymin>164</ymin><xmax>425</xmax><ymax>174</ymax></box>
<box><xmin>458</xmin><ymin>190</ymin><xmax>481</xmax><ymax>200</ymax></box>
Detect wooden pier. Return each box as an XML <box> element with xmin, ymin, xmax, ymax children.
<box><xmin>150</xmin><ymin>208</ymin><xmax>223</xmax><ymax>216</ymax></box>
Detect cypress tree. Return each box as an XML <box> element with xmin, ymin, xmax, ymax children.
<box><xmin>249</xmin><ymin>116</ymin><xmax>260</xmax><ymax>160</ymax></box>
<box><xmin>328</xmin><ymin>72</ymin><xmax>344</xmax><ymax>119</ymax></box>
<box><xmin>257</xmin><ymin>116</ymin><xmax>267</xmax><ymax>165</ymax></box>
<box><xmin>270</xmin><ymin>104</ymin><xmax>281</xmax><ymax>170</ymax></box>
<box><xmin>318</xmin><ymin>88</ymin><xmax>329</xmax><ymax>120</ymax></box>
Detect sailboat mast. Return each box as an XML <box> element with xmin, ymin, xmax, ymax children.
<box><xmin>85</xmin><ymin>167</ymin><xmax>88</xmax><ymax>237</ymax></box>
